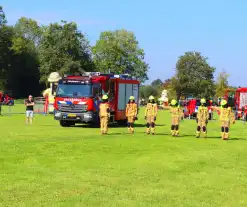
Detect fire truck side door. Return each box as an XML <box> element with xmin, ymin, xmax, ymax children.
<box><xmin>108</xmin><ymin>80</ymin><xmax>115</xmax><ymax>102</ymax></box>
<box><xmin>92</xmin><ymin>84</ymin><xmax>101</xmax><ymax>98</ymax></box>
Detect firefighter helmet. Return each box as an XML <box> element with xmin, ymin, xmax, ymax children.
<box><xmin>200</xmin><ymin>98</ymin><xmax>206</xmax><ymax>104</ymax></box>
<box><xmin>102</xmin><ymin>95</ymin><xmax>108</xmax><ymax>100</ymax></box>
<box><xmin>129</xmin><ymin>96</ymin><xmax>135</xmax><ymax>100</ymax></box>
<box><xmin>171</xmin><ymin>99</ymin><xmax>177</xmax><ymax>106</ymax></box>
<box><xmin>221</xmin><ymin>100</ymin><xmax>227</xmax><ymax>106</ymax></box>
<box><xmin>149</xmin><ymin>95</ymin><xmax>155</xmax><ymax>100</ymax></box>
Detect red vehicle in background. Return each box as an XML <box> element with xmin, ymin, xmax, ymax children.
<box><xmin>54</xmin><ymin>72</ymin><xmax>140</xmax><ymax>127</ymax></box>
<box><xmin>224</xmin><ymin>87</ymin><xmax>247</xmax><ymax>119</ymax></box>
<box><xmin>184</xmin><ymin>99</ymin><xmax>213</xmax><ymax>119</ymax></box>
<box><xmin>0</xmin><ymin>91</ymin><xmax>14</xmax><ymax>106</ymax></box>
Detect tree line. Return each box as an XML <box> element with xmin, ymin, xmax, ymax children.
<box><xmin>0</xmin><ymin>6</ymin><xmax>149</xmax><ymax>98</ymax></box>
<box><xmin>0</xmin><ymin>5</ymin><xmax>232</xmax><ymax>100</ymax></box>
<box><xmin>141</xmin><ymin>53</ymin><xmax>233</xmax><ymax>101</ymax></box>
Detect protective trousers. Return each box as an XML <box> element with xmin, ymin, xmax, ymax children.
<box><xmin>171</xmin><ymin>115</ymin><xmax>179</xmax><ymax>136</ymax></box>
<box><xmin>221</xmin><ymin>120</ymin><xmax>230</xmax><ymax>140</ymax></box>
<box><xmin>196</xmin><ymin>120</ymin><xmax>207</xmax><ymax>138</ymax></box>
<box><xmin>127</xmin><ymin>116</ymin><xmax>135</xmax><ymax>133</ymax></box>
<box><xmin>100</xmin><ymin>116</ymin><xmax>109</xmax><ymax>134</ymax></box>
<box><xmin>146</xmin><ymin>116</ymin><xmax>155</xmax><ymax>134</ymax></box>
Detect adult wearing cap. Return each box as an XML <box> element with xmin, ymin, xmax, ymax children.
<box><xmin>126</xmin><ymin>96</ymin><xmax>138</xmax><ymax>133</ymax></box>
<box><xmin>145</xmin><ymin>96</ymin><xmax>158</xmax><ymax>135</ymax></box>
<box><xmin>25</xmin><ymin>95</ymin><xmax>35</xmax><ymax>124</ymax></box>
<box><xmin>196</xmin><ymin>98</ymin><xmax>209</xmax><ymax>138</ymax></box>
<box><xmin>170</xmin><ymin>99</ymin><xmax>181</xmax><ymax>136</ymax></box>
<box><xmin>99</xmin><ymin>95</ymin><xmax>110</xmax><ymax>134</ymax></box>
<box><xmin>219</xmin><ymin>99</ymin><xmax>235</xmax><ymax>140</ymax></box>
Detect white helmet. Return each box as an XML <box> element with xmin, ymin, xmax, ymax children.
<box><xmin>48</xmin><ymin>72</ymin><xmax>62</xmax><ymax>82</ymax></box>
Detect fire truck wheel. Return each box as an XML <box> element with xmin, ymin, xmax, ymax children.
<box><xmin>90</xmin><ymin>116</ymin><xmax>100</xmax><ymax>128</ymax></box>
<box><xmin>118</xmin><ymin>119</ymin><xmax>127</xmax><ymax>126</ymax></box>
<box><xmin>91</xmin><ymin>121</ymin><xmax>100</xmax><ymax>128</ymax></box>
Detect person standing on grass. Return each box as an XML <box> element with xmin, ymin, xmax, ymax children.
<box><xmin>99</xmin><ymin>95</ymin><xmax>110</xmax><ymax>135</ymax></box>
<box><xmin>126</xmin><ymin>96</ymin><xmax>138</xmax><ymax>133</ymax></box>
<box><xmin>145</xmin><ymin>96</ymin><xmax>158</xmax><ymax>135</ymax></box>
<box><xmin>219</xmin><ymin>99</ymin><xmax>235</xmax><ymax>140</ymax></box>
<box><xmin>25</xmin><ymin>95</ymin><xmax>35</xmax><ymax>124</ymax></box>
<box><xmin>196</xmin><ymin>98</ymin><xmax>209</xmax><ymax>138</ymax></box>
<box><xmin>170</xmin><ymin>99</ymin><xmax>181</xmax><ymax>136</ymax></box>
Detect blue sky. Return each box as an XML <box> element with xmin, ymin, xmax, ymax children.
<box><xmin>2</xmin><ymin>0</ymin><xmax>247</xmax><ymax>86</ymax></box>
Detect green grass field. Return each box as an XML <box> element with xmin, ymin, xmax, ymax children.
<box><xmin>1</xmin><ymin>106</ymin><xmax>247</xmax><ymax>206</ymax></box>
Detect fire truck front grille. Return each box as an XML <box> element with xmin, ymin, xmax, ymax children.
<box><xmin>58</xmin><ymin>104</ymin><xmax>88</xmax><ymax>113</ymax></box>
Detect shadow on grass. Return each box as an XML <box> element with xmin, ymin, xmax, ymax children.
<box><xmin>203</xmin><ymin>136</ymin><xmax>221</xmax><ymax>139</ymax></box>
<box><xmin>193</xmin><ymin>136</ymin><xmax>246</xmax><ymax>140</ymax></box>
<box><xmin>72</xmin><ymin>123</ymin><xmax>165</xmax><ymax>129</ymax></box>
<box><xmin>228</xmin><ymin>138</ymin><xmax>246</xmax><ymax>141</ymax></box>
<box><xmin>96</xmin><ymin>133</ymin><xmax>129</xmax><ymax>136</ymax></box>
<box><xmin>150</xmin><ymin>134</ymin><xmax>247</xmax><ymax>141</ymax></box>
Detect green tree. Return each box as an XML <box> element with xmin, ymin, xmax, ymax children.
<box><xmin>163</xmin><ymin>79</ymin><xmax>171</xmax><ymax>88</ymax></box>
<box><xmin>163</xmin><ymin>78</ymin><xmax>177</xmax><ymax>100</ymax></box>
<box><xmin>38</xmin><ymin>21</ymin><xmax>93</xmax><ymax>83</ymax></box>
<box><xmin>6</xmin><ymin>17</ymin><xmax>42</xmax><ymax>97</ymax></box>
<box><xmin>0</xmin><ymin>6</ymin><xmax>10</xmax><ymax>90</ymax></box>
<box><xmin>0</xmin><ymin>26</ymin><xmax>13</xmax><ymax>90</ymax></box>
<box><xmin>151</xmin><ymin>79</ymin><xmax>163</xmax><ymax>87</ymax></box>
<box><xmin>140</xmin><ymin>85</ymin><xmax>158</xmax><ymax>100</ymax></box>
<box><xmin>0</xmin><ymin>5</ymin><xmax>7</xmax><ymax>26</ymax></box>
<box><xmin>92</xmin><ymin>29</ymin><xmax>149</xmax><ymax>82</ymax></box>
<box><xmin>215</xmin><ymin>71</ymin><xmax>229</xmax><ymax>98</ymax></box>
<box><xmin>175</xmin><ymin>51</ymin><xmax>215</xmax><ymax>99</ymax></box>
<box><xmin>11</xmin><ymin>17</ymin><xmax>42</xmax><ymax>53</ymax></box>
<box><xmin>151</xmin><ymin>79</ymin><xmax>163</xmax><ymax>97</ymax></box>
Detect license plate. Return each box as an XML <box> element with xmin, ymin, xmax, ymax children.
<box><xmin>68</xmin><ymin>114</ymin><xmax>76</xmax><ymax>117</ymax></box>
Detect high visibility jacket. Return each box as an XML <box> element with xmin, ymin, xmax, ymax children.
<box><xmin>220</xmin><ymin>107</ymin><xmax>234</xmax><ymax>122</ymax></box>
<box><xmin>197</xmin><ymin>106</ymin><xmax>209</xmax><ymax>121</ymax></box>
<box><xmin>145</xmin><ymin>103</ymin><xmax>158</xmax><ymax>117</ymax></box>
<box><xmin>99</xmin><ymin>103</ymin><xmax>110</xmax><ymax>117</ymax></box>
<box><xmin>126</xmin><ymin>103</ymin><xmax>137</xmax><ymax>117</ymax></box>
<box><xmin>170</xmin><ymin>106</ymin><xmax>180</xmax><ymax>117</ymax></box>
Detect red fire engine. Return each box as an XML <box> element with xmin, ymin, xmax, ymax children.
<box><xmin>54</xmin><ymin>72</ymin><xmax>140</xmax><ymax>127</ymax></box>
<box><xmin>224</xmin><ymin>87</ymin><xmax>247</xmax><ymax>119</ymax></box>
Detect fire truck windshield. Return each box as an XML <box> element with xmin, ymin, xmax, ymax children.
<box><xmin>56</xmin><ymin>84</ymin><xmax>92</xmax><ymax>97</ymax></box>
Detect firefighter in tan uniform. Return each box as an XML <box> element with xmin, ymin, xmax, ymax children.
<box><xmin>219</xmin><ymin>100</ymin><xmax>235</xmax><ymax>140</ymax></box>
<box><xmin>145</xmin><ymin>96</ymin><xmax>158</xmax><ymax>135</ymax></box>
<box><xmin>170</xmin><ymin>99</ymin><xmax>181</xmax><ymax>136</ymax></box>
<box><xmin>99</xmin><ymin>95</ymin><xmax>110</xmax><ymax>134</ymax></box>
<box><xmin>196</xmin><ymin>98</ymin><xmax>209</xmax><ymax>138</ymax></box>
<box><xmin>126</xmin><ymin>96</ymin><xmax>138</xmax><ymax>133</ymax></box>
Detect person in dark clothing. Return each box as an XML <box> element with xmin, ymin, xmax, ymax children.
<box><xmin>25</xmin><ymin>95</ymin><xmax>35</xmax><ymax>124</ymax></box>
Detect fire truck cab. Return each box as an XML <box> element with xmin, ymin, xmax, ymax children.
<box><xmin>54</xmin><ymin>72</ymin><xmax>140</xmax><ymax>127</ymax></box>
